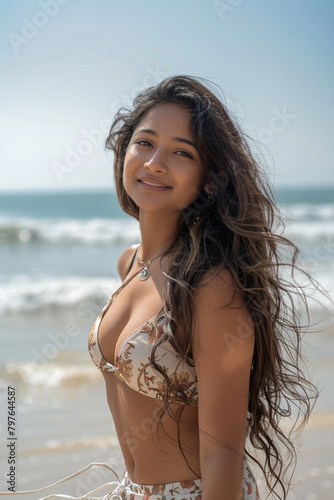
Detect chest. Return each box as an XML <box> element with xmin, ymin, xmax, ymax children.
<box><xmin>97</xmin><ymin>275</ymin><xmax>165</xmax><ymax>365</ymax></box>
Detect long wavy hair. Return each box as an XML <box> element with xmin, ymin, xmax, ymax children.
<box><xmin>105</xmin><ymin>75</ymin><xmax>318</xmax><ymax>499</ymax></box>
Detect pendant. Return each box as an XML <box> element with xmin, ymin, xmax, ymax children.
<box><xmin>138</xmin><ymin>266</ymin><xmax>151</xmax><ymax>281</ymax></box>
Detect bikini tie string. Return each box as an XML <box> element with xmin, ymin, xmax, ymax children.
<box><xmin>0</xmin><ymin>462</ymin><xmax>126</xmax><ymax>500</ymax></box>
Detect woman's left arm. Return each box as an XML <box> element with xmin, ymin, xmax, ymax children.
<box><xmin>192</xmin><ymin>269</ymin><xmax>255</xmax><ymax>500</ymax></box>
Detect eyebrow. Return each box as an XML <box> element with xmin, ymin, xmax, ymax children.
<box><xmin>133</xmin><ymin>128</ymin><xmax>197</xmax><ymax>149</ymax></box>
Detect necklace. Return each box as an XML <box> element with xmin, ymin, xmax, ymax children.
<box><xmin>136</xmin><ymin>244</ymin><xmax>163</xmax><ymax>281</ymax></box>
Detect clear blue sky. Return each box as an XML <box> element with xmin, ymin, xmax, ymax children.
<box><xmin>1</xmin><ymin>0</ymin><xmax>333</xmax><ymax>191</ymax></box>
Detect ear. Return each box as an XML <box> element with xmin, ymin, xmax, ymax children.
<box><xmin>204</xmin><ymin>184</ymin><xmax>214</xmax><ymax>195</ymax></box>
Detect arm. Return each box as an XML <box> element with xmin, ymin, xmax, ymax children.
<box><xmin>192</xmin><ymin>269</ymin><xmax>255</xmax><ymax>500</ymax></box>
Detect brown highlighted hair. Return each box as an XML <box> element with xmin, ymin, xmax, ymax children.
<box><xmin>105</xmin><ymin>75</ymin><xmax>318</xmax><ymax>499</ymax></box>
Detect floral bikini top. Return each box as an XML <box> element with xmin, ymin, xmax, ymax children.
<box><xmin>88</xmin><ymin>247</ymin><xmax>198</xmax><ymax>407</ymax></box>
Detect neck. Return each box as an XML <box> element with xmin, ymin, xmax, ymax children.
<box><xmin>137</xmin><ymin>209</ymin><xmax>179</xmax><ymax>262</ymax></box>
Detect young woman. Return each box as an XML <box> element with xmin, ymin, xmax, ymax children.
<box><xmin>88</xmin><ymin>75</ymin><xmax>318</xmax><ymax>499</ymax></box>
<box><xmin>2</xmin><ymin>76</ymin><xmax>318</xmax><ymax>499</ymax></box>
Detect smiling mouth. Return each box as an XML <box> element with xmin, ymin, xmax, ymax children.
<box><xmin>139</xmin><ymin>180</ymin><xmax>171</xmax><ymax>188</ymax></box>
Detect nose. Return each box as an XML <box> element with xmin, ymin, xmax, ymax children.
<box><xmin>143</xmin><ymin>148</ymin><xmax>167</xmax><ymax>173</ymax></box>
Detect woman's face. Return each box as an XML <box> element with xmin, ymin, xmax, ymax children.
<box><xmin>123</xmin><ymin>103</ymin><xmax>204</xmax><ymax>215</ymax></box>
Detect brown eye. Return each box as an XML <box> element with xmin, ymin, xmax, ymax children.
<box><xmin>175</xmin><ymin>150</ymin><xmax>193</xmax><ymax>159</ymax></box>
<box><xmin>135</xmin><ymin>139</ymin><xmax>152</xmax><ymax>147</ymax></box>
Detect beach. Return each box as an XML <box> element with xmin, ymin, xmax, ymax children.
<box><xmin>0</xmin><ymin>189</ymin><xmax>333</xmax><ymax>499</ymax></box>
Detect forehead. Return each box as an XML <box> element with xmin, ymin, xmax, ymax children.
<box><xmin>134</xmin><ymin>103</ymin><xmax>193</xmax><ymax>136</ymax></box>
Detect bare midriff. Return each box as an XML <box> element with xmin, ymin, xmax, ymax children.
<box><xmin>102</xmin><ymin>372</ymin><xmax>200</xmax><ymax>484</ymax></box>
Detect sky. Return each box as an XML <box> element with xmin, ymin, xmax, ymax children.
<box><xmin>0</xmin><ymin>0</ymin><xmax>333</xmax><ymax>192</ymax></box>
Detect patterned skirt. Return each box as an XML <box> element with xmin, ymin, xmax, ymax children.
<box><xmin>0</xmin><ymin>461</ymin><xmax>260</xmax><ymax>499</ymax></box>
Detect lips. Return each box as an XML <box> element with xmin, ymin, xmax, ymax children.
<box><xmin>138</xmin><ymin>177</ymin><xmax>172</xmax><ymax>188</ymax></box>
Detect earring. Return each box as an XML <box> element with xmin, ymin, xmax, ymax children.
<box><xmin>193</xmin><ymin>215</ymin><xmax>201</xmax><ymax>226</ymax></box>
<box><xmin>204</xmin><ymin>188</ymin><xmax>215</xmax><ymax>207</ymax></box>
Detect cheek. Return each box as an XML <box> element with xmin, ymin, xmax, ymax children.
<box><xmin>186</xmin><ymin>169</ymin><xmax>203</xmax><ymax>198</ymax></box>
<box><xmin>123</xmin><ymin>148</ymin><xmax>143</xmax><ymax>178</ymax></box>
<box><xmin>177</xmin><ymin>177</ymin><xmax>203</xmax><ymax>209</ymax></box>
<box><xmin>123</xmin><ymin>150</ymin><xmax>136</xmax><ymax>179</ymax></box>
<box><xmin>122</xmin><ymin>157</ymin><xmax>133</xmax><ymax>194</ymax></box>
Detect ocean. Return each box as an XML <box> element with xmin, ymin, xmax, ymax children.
<box><xmin>0</xmin><ymin>188</ymin><xmax>333</xmax><ymax>498</ymax></box>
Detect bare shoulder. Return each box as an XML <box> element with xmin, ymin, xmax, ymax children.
<box><xmin>195</xmin><ymin>266</ymin><xmax>243</xmax><ymax>310</ymax></box>
<box><xmin>117</xmin><ymin>244</ymin><xmax>139</xmax><ymax>281</ymax></box>
<box><xmin>192</xmin><ymin>266</ymin><xmax>255</xmax><ymax>357</ymax></box>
